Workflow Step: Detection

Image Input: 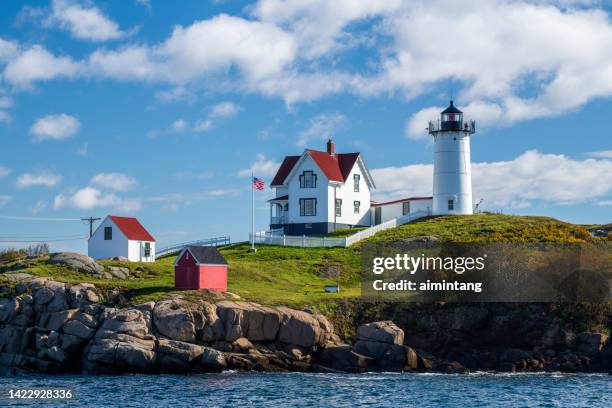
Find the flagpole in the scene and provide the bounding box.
[250,172,256,252]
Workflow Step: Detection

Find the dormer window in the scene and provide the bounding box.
[299,171,317,188]
[354,174,360,192]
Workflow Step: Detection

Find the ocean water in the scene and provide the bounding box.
[0,372,610,407]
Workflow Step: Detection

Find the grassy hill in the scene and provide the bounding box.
[1,214,604,307]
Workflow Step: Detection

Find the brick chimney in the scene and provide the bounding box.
[326,138,335,156]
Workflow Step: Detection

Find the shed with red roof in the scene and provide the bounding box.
[173,245,227,291]
[88,215,156,262]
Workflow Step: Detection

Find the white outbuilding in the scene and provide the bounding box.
[88,215,156,262]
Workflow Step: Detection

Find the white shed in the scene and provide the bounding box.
[88,215,156,262]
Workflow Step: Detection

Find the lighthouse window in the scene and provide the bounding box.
[448,199,454,210]
[354,174,360,192]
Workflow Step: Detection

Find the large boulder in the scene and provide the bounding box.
[577,332,608,356]
[68,283,100,308]
[353,321,404,360]
[153,299,205,342]
[276,307,324,348]
[48,253,104,275]
[215,301,280,342]
[201,347,227,371]
[85,308,156,372]
[157,338,205,371]
[320,345,373,372]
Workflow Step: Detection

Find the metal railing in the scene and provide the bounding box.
[428,120,475,134]
[155,236,231,257]
[270,215,288,225]
[251,210,431,248]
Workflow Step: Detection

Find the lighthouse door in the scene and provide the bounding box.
[374,207,381,225]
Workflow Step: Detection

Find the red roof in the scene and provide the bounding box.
[108,216,155,242]
[270,150,361,185]
[271,156,300,186]
[370,196,433,207]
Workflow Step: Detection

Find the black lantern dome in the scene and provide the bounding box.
[440,100,463,130]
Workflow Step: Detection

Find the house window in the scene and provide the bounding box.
[448,199,454,210]
[299,171,317,188]
[402,201,410,216]
[354,174,360,192]
[300,198,317,216]
[354,200,360,214]
[104,227,112,240]
[144,242,151,257]
[335,199,342,217]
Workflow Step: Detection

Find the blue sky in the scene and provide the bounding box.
[0,0,611,252]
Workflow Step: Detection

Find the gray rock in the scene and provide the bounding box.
[353,321,404,360]
[276,306,323,348]
[68,283,100,307]
[41,309,78,331]
[49,252,104,274]
[153,300,203,342]
[63,319,95,340]
[320,345,373,372]
[201,347,226,370]
[33,287,55,306]
[37,346,68,364]
[157,338,204,363]
[107,267,130,280]
[0,298,21,323]
[577,332,608,356]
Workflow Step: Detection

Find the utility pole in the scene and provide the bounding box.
[81,217,101,238]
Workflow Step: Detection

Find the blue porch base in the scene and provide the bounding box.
[270,222,367,235]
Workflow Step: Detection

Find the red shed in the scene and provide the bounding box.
[174,245,228,291]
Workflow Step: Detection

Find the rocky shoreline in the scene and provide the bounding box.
[0,276,610,375]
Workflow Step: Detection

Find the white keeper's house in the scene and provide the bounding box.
[88,215,156,262]
[269,101,476,235]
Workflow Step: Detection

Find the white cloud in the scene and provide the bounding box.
[30,200,47,214]
[53,186,141,212]
[239,154,280,177]
[253,0,401,59]
[16,171,62,189]
[135,0,152,12]
[0,165,10,178]
[3,45,81,88]
[4,0,612,125]
[0,38,18,62]
[587,150,612,159]
[147,118,189,138]
[194,101,241,132]
[372,150,612,209]
[595,200,612,206]
[46,0,133,42]
[0,195,12,206]
[30,114,80,142]
[90,172,137,192]
[297,113,346,147]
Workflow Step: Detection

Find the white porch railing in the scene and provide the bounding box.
[253,210,431,248]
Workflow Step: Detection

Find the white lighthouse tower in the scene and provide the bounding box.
[428,101,475,215]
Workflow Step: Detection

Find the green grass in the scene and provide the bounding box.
[1,214,603,307]
[361,213,594,245]
[318,226,368,238]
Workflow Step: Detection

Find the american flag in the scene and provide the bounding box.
[252,177,265,191]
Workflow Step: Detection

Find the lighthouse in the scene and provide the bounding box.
[428,101,475,215]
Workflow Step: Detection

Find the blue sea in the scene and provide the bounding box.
[0,372,610,407]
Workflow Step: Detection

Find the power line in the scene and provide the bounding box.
[0,236,87,243]
[0,215,82,221]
